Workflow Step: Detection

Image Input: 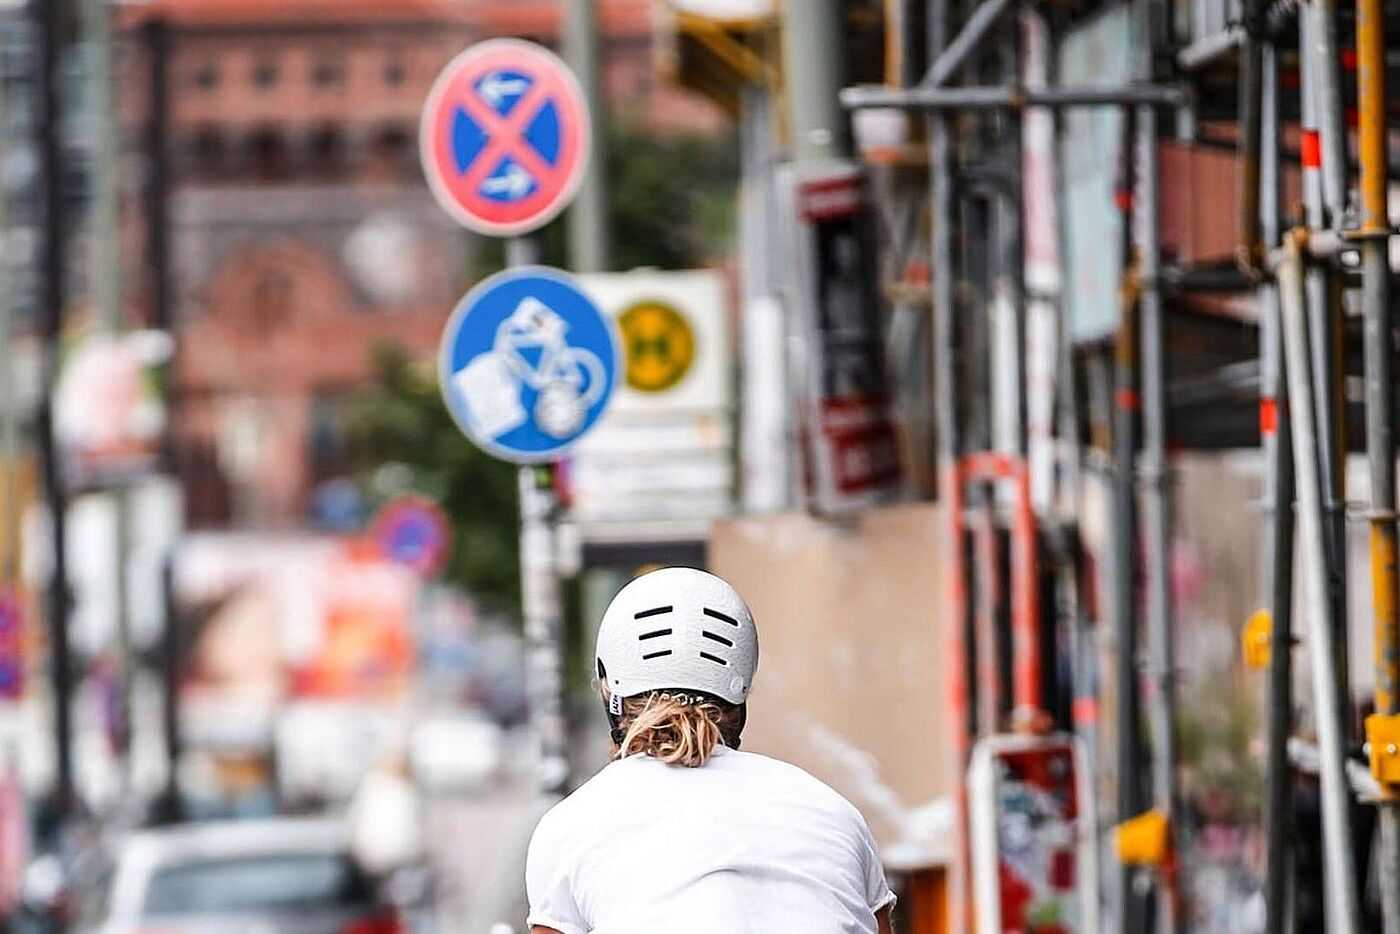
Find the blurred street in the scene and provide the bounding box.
[2,0,1400,931]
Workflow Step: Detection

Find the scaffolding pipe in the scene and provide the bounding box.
[1276,232,1362,934]
[1257,40,1296,934]
[1303,0,1349,226]
[1175,0,1301,71]
[1136,98,1179,934]
[1298,10,1352,729]
[924,3,972,930]
[840,83,1185,110]
[1354,0,1400,928]
[1112,262,1144,934]
[1237,0,1265,271]
[922,0,1017,87]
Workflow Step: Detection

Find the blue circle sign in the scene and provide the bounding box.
[373,495,451,578]
[439,266,619,463]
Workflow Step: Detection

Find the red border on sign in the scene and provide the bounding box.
[372,494,452,579]
[420,39,591,237]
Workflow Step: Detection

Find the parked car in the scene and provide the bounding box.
[91,817,403,934]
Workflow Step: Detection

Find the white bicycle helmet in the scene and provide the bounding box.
[595,567,759,707]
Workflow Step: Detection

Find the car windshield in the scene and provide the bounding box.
[142,852,371,917]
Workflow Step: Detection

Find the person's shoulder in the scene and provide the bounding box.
[722,749,864,816]
[530,758,635,843]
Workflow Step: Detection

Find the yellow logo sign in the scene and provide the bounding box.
[618,301,695,393]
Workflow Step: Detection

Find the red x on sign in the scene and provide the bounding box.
[421,39,591,237]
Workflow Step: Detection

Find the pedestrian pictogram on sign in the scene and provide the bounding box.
[618,301,696,393]
[373,495,452,579]
[439,267,619,464]
[420,39,591,237]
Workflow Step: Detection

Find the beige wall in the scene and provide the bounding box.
[710,503,952,863]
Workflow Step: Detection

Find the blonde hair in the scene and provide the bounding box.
[606,690,740,768]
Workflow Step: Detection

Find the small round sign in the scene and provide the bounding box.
[0,589,18,639]
[439,266,620,464]
[420,39,591,237]
[618,300,696,393]
[373,495,452,578]
[0,587,22,700]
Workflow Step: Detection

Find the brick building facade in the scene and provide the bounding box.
[117,0,724,528]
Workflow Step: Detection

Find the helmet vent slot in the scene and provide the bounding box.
[702,631,734,647]
[638,628,672,641]
[699,651,729,666]
[702,608,740,626]
[634,605,673,620]
[641,649,673,660]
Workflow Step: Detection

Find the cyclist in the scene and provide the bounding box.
[525,567,896,934]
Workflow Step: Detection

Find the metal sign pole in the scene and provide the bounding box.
[507,236,569,798]
[425,40,605,802]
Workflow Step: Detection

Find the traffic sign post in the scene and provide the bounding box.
[501,239,571,795]
[424,36,606,796]
[420,39,591,237]
[437,254,617,795]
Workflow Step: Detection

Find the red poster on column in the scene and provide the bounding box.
[782,163,903,514]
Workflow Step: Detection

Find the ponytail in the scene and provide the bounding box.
[607,691,738,767]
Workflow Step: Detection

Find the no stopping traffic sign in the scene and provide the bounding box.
[420,39,591,237]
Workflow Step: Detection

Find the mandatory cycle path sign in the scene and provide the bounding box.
[439,267,620,464]
[420,39,591,237]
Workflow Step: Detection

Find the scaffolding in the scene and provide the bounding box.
[833,0,1398,930]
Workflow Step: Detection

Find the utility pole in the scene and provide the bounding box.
[0,12,14,592]
[562,0,609,273]
[144,16,182,824]
[82,0,136,785]
[36,0,75,823]
[780,0,847,162]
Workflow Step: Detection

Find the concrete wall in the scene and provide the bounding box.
[710,502,952,866]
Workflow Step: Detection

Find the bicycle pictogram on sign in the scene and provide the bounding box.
[420,39,591,237]
[439,267,619,464]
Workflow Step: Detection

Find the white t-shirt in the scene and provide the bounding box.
[525,744,895,934]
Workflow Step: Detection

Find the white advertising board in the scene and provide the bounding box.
[569,270,735,534]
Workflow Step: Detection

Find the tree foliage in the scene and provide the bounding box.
[348,344,521,615]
